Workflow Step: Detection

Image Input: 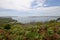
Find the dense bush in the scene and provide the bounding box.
[4,24,11,30]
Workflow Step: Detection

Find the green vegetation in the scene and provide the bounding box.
[0,17,60,40]
[4,24,11,30]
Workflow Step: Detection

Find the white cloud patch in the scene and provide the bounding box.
[31,0,46,8]
[0,0,33,10]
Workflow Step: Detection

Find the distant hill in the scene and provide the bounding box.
[0,17,17,24]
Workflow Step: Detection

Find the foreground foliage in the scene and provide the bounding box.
[0,20,60,40]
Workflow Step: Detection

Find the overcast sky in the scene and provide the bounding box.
[0,0,60,16]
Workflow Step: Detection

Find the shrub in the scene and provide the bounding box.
[4,24,11,30]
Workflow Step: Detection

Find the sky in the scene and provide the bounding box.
[0,0,60,16]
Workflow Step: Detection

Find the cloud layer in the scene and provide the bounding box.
[0,0,60,16]
[0,6,60,16]
[0,0,47,10]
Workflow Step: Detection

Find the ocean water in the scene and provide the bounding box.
[12,16,60,23]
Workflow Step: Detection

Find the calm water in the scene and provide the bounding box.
[12,16,60,23]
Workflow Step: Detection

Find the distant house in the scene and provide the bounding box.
[56,18,60,22]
